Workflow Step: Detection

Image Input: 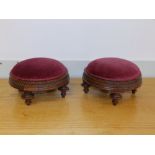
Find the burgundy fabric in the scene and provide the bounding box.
[10,58,68,81]
[85,57,141,81]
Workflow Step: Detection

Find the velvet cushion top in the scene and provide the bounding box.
[85,57,141,81]
[10,58,68,81]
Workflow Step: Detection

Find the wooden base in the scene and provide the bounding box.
[82,72,142,105]
[20,85,69,105]
[9,74,69,105]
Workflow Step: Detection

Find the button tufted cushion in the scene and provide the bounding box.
[85,57,141,81]
[10,58,68,81]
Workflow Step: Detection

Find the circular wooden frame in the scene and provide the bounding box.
[9,73,70,105]
[82,71,142,105]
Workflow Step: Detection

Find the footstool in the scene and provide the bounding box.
[82,57,142,105]
[9,58,69,105]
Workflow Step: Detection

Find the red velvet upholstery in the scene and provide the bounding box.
[10,58,68,81]
[85,58,141,81]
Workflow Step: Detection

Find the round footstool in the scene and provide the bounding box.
[9,58,69,105]
[82,57,142,105]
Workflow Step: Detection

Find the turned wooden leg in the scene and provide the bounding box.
[22,91,34,105]
[58,86,69,98]
[110,93,122,106]
[81,81,90,94]
[132,89,137,94]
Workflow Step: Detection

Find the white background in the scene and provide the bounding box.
[0,19,155,61]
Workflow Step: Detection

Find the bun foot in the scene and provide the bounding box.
[25,99,32,105]
[81,81,90,94]
[110,93,122,106]
[58,85,69,98]
[22,91,34,105]
[132,89,137,94]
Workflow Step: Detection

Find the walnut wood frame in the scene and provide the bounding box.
[82,71,142,105]
[9,74,69,105]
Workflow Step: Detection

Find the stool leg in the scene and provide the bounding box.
[58,85,69,98]
[132,89,137,94]
[81,81,90,94]
[22,91,34,105]
[110,93,122,106]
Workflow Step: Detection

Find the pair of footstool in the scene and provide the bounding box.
[9,57,142,105]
